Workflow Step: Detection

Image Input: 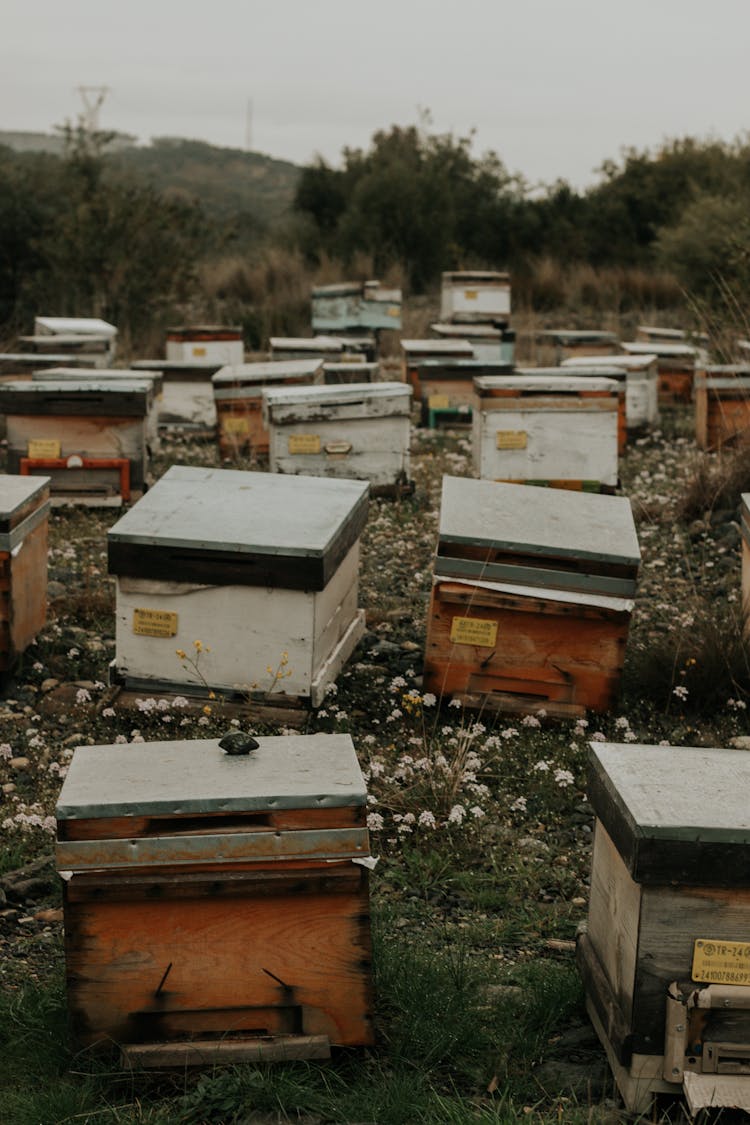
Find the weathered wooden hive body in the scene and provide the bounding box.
[560,354,660,430]
[622,341,699,405]
[0,475,50,671]
[311,281,402,332]
[108,466,369,707]
[472,375,619,490]
[536,330,620,366]
[55,733,374,1064]
[430,322,515,365]
[516,366,629,453]
[423,477,639,717]
[695,366,750,450]
[166,325,244,366]
[578,741,750,1116]
[31,367,163,454]
[211,359,323,460]
[404,352,512,427]
[439,270,511,326]
[0,378,153,505]
[132,359,222,431]
[263,381,411,493]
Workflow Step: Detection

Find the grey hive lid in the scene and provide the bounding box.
[312,282,362,298]
[702,365,750,376]
[212,359,322,386]
[35,316,117,337]
[107,465,369,591]
[589,742,750,885]
[622,341,698,358]
[538,329,619,344]
[474,375,618,395]
[561,355,657,371]
[263,380,410,411]
[56,734,366,820]
[269,337,344,352]
[442,270,509,284]
[516,365,626,381]
[131,358,224,372]
[0,475,50,536]
[431,323,503,340]
[401,339,474,356]
[0,378,153,415]
[32,367,164,393]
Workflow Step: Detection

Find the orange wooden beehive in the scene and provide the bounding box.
[0,476,50,672]
[212,359,323,460]
[622,342,698,405]
[55,733,374,1067]
[423,477,640,717]
[695,367,750,450]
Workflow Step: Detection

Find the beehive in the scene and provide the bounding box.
[269,337,345,363]
[311,281,401,332]
[166,325,244,366]
[695,366,750,450]
[472,375,619,490]
[212,359,323,460]
[21,316,118,368]
[405,355,510,427]
[560,354,660,430]
[31,367,163,455]
[430,322,515,365]
[578,741,750,1115]
[536,330,620,366]
[636,324,709,348]
[263,382,411,494]
[439,270,511,325]
[323,361,379,384]
[132,359,222,431]
[622,342,699,405]
[0,378,153,505]
[516,367,628,454]
[423,477,639,716]
[0,475,50,671]
[108,467,368,707]
[55,733,374,1064]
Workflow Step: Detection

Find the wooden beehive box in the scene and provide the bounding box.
[472,375,619,491]
[55,733,374,1064]
[323,361,379,384]
[741,493,750,619]
[578,741,750,1116]
[263,382,411,494]
[401,338,474,405]
[0,378,153,506]
[423,477,639,717]
[536,330,620,366]
[166,325,244,366]
[407,357,512,427]
[269,337,345,363]
[695,366,750,450]
[24,316,118,367]
[560,354,660,430]
[312,281,401,333]
[516,367,628,454]
[622,341,698,405]
[430,322,515,365]
[108,466,368,707]
[212,359,323,460]
[0,475,50,671]
[636,324,709,348]
[32,367,163,455]
[132,359,222,431]
[439,270,511,326]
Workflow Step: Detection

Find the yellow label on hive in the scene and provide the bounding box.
[192,346,207,357]
[464,289,478,300]
[692,939,750,985]
[496,430,528,450]
[28,439,61,459]
[223,415,251,435]
[429,394,450,410]
[133,608,179,638]
[449,616,498,648]
[388,305,400,317]
[288,433,321,454]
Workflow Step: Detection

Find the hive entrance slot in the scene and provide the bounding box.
[144,812,273,836]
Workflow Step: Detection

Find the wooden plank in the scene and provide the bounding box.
[60,805,365,842]
[585,997,676,1114]
[586,822,641,1025]
[121,1034,331,1068]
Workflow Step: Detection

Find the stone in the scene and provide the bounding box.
[47,581,67,600]
[9,757,29,770]
[40,678,60,693]
[2,783,16,794]
[33,908,63,924]
[729,736,750,750]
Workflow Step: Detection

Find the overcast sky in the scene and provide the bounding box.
[2,0,748,188]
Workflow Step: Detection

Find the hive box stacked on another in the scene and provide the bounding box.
[472,375,619,491]
[108,467,368,708]
[311,280,401,333]
[55,733,374,1064]
[269,337,346,363]
[20,316,118,368]
[516,366,628,454]
[263,382,411,495]
[430,323,515,365]
[536,330,620,366]
[440,271,511,327]
[423,477,639,717]
[212,359,323,460]
[0,378,153,506]
[132,359,222,431]
[636,324,709,347]
[560,354,660,431]
[622,341,699,405]
[166,325,244,366]
[695,366,750,450]
[0,476,50,672]
[578,742,750,1116]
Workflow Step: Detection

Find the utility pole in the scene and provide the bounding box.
[76,86,110,132]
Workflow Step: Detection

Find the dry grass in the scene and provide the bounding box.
[678,443,750,522]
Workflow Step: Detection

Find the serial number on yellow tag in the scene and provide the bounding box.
[388,305,400,317]
[28,439,61,459]
[449,616,498,648]
[192,346,207,357]
[464,289,478,300]
[429,394,450,410]
[496,430,528,450]
[133,608,179,638]
[692,939,750,985]
[288,433,321,454]
[223,415,251,435]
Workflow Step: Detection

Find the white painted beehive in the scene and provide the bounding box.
[32,367,163,454]
[108,467,369,707]
[560,354,660,429]
[430,322,513,364]
[439,271,511,324]
[132,359,220,430]
[472,375,620,489]
[165,326,244,366]
[263,382,412,494]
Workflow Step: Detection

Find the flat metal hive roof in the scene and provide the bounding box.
[561,355,657,371]
[0,474,50,518]
[401,339,474,355]
[622,341,698,358]
[35,317,117,336]
[438,476,640,566]
[431,323,503,339]
[212,359,323,385]
[263,381,409,408]
[538,330,619,343]
[0,378,153,396]
[312,282,362,297]
[442,270,510,283]
[270,337,343,350]
[132,358,223,371]
[56,734,366,819]
[475,375,618,394]
[108,465,369,558]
